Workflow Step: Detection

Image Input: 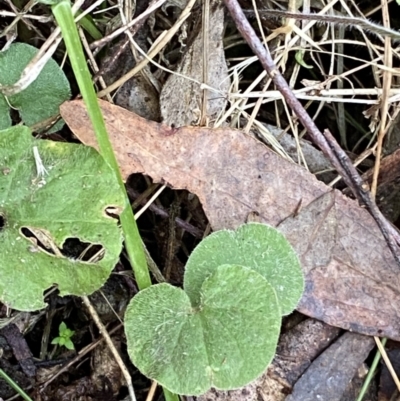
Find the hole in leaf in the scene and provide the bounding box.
[21,228,104,261]
[63,238,103,261]
[9,107,21,125]
[105,206,122,221]
[0,214,5,231]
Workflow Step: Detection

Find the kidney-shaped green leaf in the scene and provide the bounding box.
[184,223,304,315]
[125,264,281,395]
[0,126,124,311]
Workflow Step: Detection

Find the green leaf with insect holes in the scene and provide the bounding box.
[0,43,70,132]
[0,125,124,311]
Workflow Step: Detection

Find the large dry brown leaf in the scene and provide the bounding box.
[60,99,400,340]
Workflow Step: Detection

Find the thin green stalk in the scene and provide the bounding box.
[50,0,151,290]
[355,337,387,401]
[163,387,180,401]
[0,368,33,401]
[77,12,103,40]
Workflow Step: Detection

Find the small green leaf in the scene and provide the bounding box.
[59,322,67,333]
[0,43,70,132]
[125,264,281,395]
[64,339,75,350]
[295,50,313,69]
[0,125,125,311]
[59,337,66,346]
[184,223,304,315]
[51,337,60,345]
[65,328,74,337]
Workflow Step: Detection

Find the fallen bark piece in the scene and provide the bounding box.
[273,319,341,386]
[61,99,400,340]
[285,332,374,401]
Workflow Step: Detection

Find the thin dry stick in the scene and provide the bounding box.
[335,2,347,149]
[89,0,166,52]
[135,184,167,219]
[93,0,163,81]
[223,0,400,265]
[374,336,400,392]
[371,1,393,198]
[145,381,158,401]
[81,296,136,401]
[223,0,361,186]
[243,9,400,42]
[328,143,377,187]
[323,129,400,258]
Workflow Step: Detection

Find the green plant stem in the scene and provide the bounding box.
[163,387,180,401]
[77,12,103,40]
[355,337,387,401]
[0,368,33,401]
[51,0,151,290]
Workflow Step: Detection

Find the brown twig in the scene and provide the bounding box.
[322,129,400,260]
[223,0,400,265]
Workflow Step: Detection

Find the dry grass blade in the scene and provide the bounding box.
[374,336,400,392]
[89,0,167,52]
[243,9,400,42]
[97,0,198,98]
[370,0,393,198]
[81,296,136,401]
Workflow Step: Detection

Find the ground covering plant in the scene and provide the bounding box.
[11,0,400,397]
[51,321,75,350]
[0,125,124,311]
[0,0,306,398]
[125,223,304,395]
[0,122,304,392]
[0,0,396,396]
